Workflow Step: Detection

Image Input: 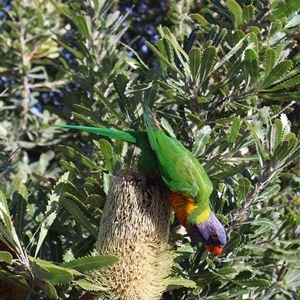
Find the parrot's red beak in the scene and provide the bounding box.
[205,245,223,257]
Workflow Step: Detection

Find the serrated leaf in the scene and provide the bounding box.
[95,139,113,172]
[35,172,71,257]
[259,91,300,101]
[251,218,277,230]
[245,121,266,168]
[31,260,53,281]
[32,258,81,276]
[61,255,118,272]
[0,251,13,264]
[213,36,245,72]
[265,48,277,76]
[232,278,270,287]
[189,48,201,78]
[259,60,293,90]
[242,5,254,22]
[213,28,227,47]
[190,13,209,26]
[217,267,238,276]
[265,74,300,92]
[213,165,246,181]
[237,178,251,201]
[72,104,119,128]
[223,231,241,254]
[58,146,98,170]
[269,0,300,21]
[243,48,259,85]
[192,125,211,157]
[60,159,78,173]
[146,41,183,76]
[199,46,217,85]
[228,117,240,143]
[270,119,283,155]
[166,277,197,290]
[61,198,98,238]
[114,73,129,101]
[227,0,243,28]
[75,279,108,291]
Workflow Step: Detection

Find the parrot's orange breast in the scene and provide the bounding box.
[167,191,197,228]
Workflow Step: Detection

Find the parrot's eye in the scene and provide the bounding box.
[211,231,218,240]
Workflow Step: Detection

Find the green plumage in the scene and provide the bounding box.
[141,104,213,207]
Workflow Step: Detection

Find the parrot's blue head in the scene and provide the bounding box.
[192,213,227,256]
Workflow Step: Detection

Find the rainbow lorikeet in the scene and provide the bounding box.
[57,104,226,256]
[140,103,226,256]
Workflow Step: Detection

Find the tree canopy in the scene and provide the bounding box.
[0,0,300,299]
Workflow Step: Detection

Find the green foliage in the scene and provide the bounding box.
[0,0,300,299]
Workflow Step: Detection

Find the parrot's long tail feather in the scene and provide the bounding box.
[56,125,138,144]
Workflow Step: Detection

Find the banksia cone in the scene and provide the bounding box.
[95,169,173,300]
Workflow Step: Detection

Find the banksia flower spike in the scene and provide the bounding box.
[95,169,173,300]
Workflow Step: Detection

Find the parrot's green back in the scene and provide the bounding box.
[57,125,158,177]
[140,105,213,207]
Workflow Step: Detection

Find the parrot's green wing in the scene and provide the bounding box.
[141,104,213,204]
[56,125,158,177]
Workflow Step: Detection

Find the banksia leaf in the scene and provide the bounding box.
[269,0,300,21]
[58,146,99,170]
[199,46,217,85]
[242,5,254,23]
[114,73,129,102]
[43,281,58,299]
[258,60,293,90]
[0,251,13,264]
[228,117,240,144]
[94,169,173,300]
[61,255,118,273]
[94,139,114,172]
[265,48,277,76]
[189,48,201,79]
[192,125,211,157]
[61,198,98,238]
[190,14,210,26]
[227,0,243,29]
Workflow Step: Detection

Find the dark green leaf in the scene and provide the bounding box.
[242,5,254,22]
[269,0,300,21]
[228,117,240,143]
[73,16,90,39]
[58,146,99,170]
[75,279,108,291]
[259,60,293,90]
[199,46,217,84]
[227,0,243,28]
[61,198,98,238]
[189,48,201,78]
[61,255,118,272]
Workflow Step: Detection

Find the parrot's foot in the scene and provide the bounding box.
[129,171,149,198]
